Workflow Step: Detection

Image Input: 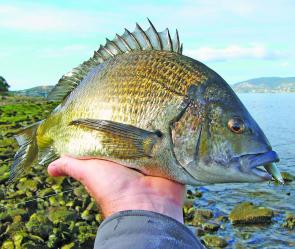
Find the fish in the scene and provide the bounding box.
[9,20,284,185]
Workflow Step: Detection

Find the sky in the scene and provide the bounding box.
[0,0,294,90]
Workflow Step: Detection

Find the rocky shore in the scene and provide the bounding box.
[0,95,294,248]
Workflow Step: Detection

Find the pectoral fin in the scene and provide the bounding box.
[70,119,161,159]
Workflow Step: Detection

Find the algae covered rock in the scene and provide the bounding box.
[194,209,213,219]
[0,208,27,223]
[202,222,220,232]
[48,207,78,225]
[192,208,214,227]
[202,235,228,248]
[281,171,295,182]
[26,211,53,239]
[229,202,273,224]
[1,240,14,249]
[61,242,76,249]
[0,164,10,184]
[282,213,295,230]
[16,178,39,192]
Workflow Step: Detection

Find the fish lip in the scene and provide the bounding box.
[238,151,280,180]
[248,151,280,168]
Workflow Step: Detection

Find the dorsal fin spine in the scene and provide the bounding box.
[125,28,142,50]
[136,23,153,49]
[167,29,173,52]
[176,29,180,53]
[107,38,123,53]
[116,34,132,51]
[103,46,115,57]
[47,20,184,102]
[147,18,162,50]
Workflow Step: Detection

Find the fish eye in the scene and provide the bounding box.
[228,117,245,134]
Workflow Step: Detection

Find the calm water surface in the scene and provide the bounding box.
[195,93,295,248]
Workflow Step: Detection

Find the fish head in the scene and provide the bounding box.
[184,77,283,184]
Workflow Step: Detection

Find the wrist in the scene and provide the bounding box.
[99,177,185,223]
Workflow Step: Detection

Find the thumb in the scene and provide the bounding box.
[48,156,87,183]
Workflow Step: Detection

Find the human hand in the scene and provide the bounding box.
[48,156,185,223]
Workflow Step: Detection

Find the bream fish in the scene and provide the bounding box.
[9,20,284,185]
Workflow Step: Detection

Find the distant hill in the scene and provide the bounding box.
[13,85,54,98]
[11,77,295,97]
[232,77,295,93]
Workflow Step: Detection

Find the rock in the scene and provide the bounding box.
[202,235,228,248]
[192,213,207,227]
[61,242,76,249]
[195,228,205,237]
[77,223,97,245]
[73,185,88,198]
[191,209,214,227]
[282,213,295,229]
[21,241,44,249]
[202,222,220,232]
[0,208,27,223]
[49,196,60,207]
[0,172,10,184]
[215,215,228,223]
[187,189,202,198]
[187,189,193,195]
[229,202,273,224]
[26,212,53,239]
[95,214,103,223]
[37,188,55,198]
[47,234,60,248]
[17,179,39,192]
[194,209,213,219]
[194,188,203,198]
[281,172,295,182]
[11,231,44,248]
[81,209,94,221]
[1,240,14,249]
[183,200,195,222]
[12,232,25,248]
[48,207,78,225]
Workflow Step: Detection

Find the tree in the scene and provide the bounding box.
[0,76,10,93]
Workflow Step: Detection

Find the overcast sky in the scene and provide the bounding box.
[1,0,294,90]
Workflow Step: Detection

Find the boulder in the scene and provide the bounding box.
[202,222,220,232]
[282,213,295,230]
[281,172,295,182]
[202,235,228,248]
[26,212,53,239]
[229,202,273,224]
[48,207,78,225]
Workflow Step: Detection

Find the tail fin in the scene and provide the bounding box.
[8,122,41,183]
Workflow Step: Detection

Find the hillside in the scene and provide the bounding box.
[13,85,54,98]
[10,77,295,97]
[232,77,295,93]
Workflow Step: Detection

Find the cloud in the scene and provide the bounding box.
[0,4,117,33]
[185,44,285,62]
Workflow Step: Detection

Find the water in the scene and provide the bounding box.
[195,93,295,248]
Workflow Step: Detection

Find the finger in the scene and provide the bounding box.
[48,156,87,183]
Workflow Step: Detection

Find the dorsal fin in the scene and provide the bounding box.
[47,19,183,102]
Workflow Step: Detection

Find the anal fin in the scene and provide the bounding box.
[70,119,162,159]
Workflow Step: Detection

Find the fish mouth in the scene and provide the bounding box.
[240,151,284,184]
